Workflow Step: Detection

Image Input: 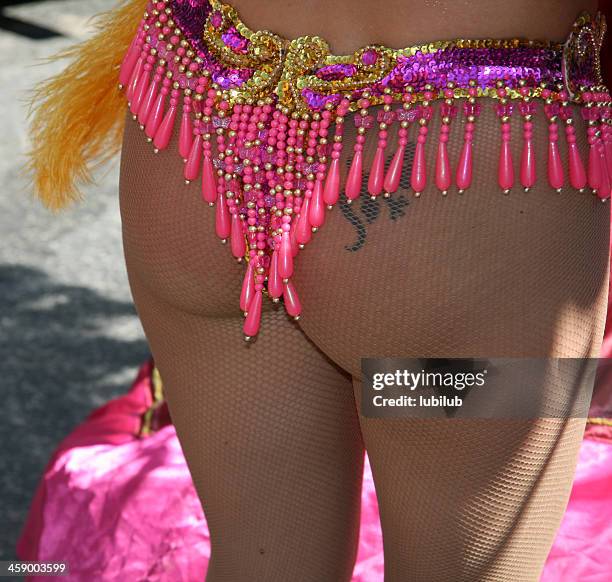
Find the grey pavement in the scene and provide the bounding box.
[0,1,150,561]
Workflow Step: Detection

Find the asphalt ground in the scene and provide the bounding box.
[0,0,149,561]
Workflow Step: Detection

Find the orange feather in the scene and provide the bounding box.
[25,0,145,211]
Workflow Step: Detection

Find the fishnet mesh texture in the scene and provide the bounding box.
[119,98,609,581]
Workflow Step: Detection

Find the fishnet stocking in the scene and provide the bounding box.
[119,91,609,580]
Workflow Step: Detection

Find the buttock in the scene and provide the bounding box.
[291,103,611,372]
[120,112,256,318]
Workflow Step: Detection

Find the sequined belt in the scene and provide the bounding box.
[119,0,612,339]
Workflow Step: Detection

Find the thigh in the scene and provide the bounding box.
[119,117,365,581]
[354,389,590,581]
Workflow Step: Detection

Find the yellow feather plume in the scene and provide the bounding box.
[25,0,146,211]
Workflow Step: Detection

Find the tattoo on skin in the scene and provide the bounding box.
[340,144,415,252]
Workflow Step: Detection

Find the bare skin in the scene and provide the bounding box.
[228,0,599,54]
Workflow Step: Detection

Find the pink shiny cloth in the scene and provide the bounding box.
[16,362,211,581]
[16,357,612,581]
[540,437,612,581]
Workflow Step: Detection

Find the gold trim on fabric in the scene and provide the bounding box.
[139,365,165,437]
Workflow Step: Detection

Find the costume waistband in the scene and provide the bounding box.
[126,0,608,111]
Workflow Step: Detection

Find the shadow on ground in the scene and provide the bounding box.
[0,264,149,560]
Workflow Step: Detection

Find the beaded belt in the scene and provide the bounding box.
[119,0,612,339]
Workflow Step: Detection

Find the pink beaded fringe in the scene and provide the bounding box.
[118,4,612,339]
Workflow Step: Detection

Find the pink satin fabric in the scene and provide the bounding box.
[541,438,612,581]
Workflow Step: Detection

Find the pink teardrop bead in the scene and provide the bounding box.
[230,214,246,259]
[137,80,158,127]
[345,150,363,200]
[145,92,165,139]
[239,261,255,312]
[383,145,405,193]
[548,141,564,190]
[367,147,385,196]
[588,144,601,190]
[243,289,263,337]
[295,197,312,245]
[567,143,587,190]
[520,139,536,189]
[411,141,427,193]
[153,105,177,151]
[597,147,611,199]
[126,57,143,102]
[498,141,514,191]
[278,232,293,279]
[283,280,301,318]
[178,112,194,159]
[119,40,139,87]
[201,154,217,204]
[323,158,341,205]
[130,68,149,115]
[308,179,325,228]
[215,191,230,239]
[435,141,451,192]
[455,141,473,191]
[184,134,202,181]
[267,251,283,299]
